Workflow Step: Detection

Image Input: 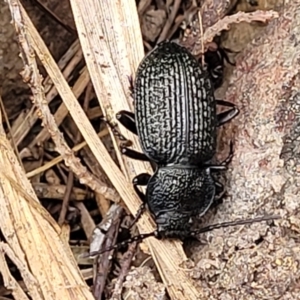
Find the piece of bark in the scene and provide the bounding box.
[189,1,300,298]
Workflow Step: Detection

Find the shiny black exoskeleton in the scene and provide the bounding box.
[115,41,239,239]
[204,46,236,89]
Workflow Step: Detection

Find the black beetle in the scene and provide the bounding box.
[114,41,239,239]
[90,41,279,257]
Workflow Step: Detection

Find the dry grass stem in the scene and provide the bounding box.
[25,127,109,178]
[11,42,83,147]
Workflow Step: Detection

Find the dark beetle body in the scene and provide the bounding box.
[146,166,216,238]
[132,42,218,238]
[114,41,239,239]
[135,42,217,166]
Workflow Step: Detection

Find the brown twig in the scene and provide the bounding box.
[58,171,74,226]
[25,127,109,178]
[74,202,96,240]
[198,10,205,66]
[93,206,123,300]
[12,44,84,147]
[157,0,182,43]
[110,241,138,300]
[57,78,93,226]
[32,182,92,200]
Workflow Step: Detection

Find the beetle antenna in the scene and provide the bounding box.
[190,214,280,236]
[82,215,280,258]
[85,231,157,258]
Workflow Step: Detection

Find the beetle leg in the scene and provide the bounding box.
[114,111,150,161]
[116,110,137,135]
[208,181,224,210]
[205,48,224,89]
[132,173,151,202]
[212,181,225,207]
[128,205,147,231]
[133,173,151,184]
[120,146,149,161]
[206,140,234,171]
[220,140,234,166]
[116,111,151,161]
[209,165,227,172]
[218,47,236,66]
[102,112,149,161]
[216,99,237,107]
[101,116,131,142]
[127,75,135,99]
[216,99,239,126]
[127,204,146,229]
[127,173,151,228]
[215,181,224,193]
